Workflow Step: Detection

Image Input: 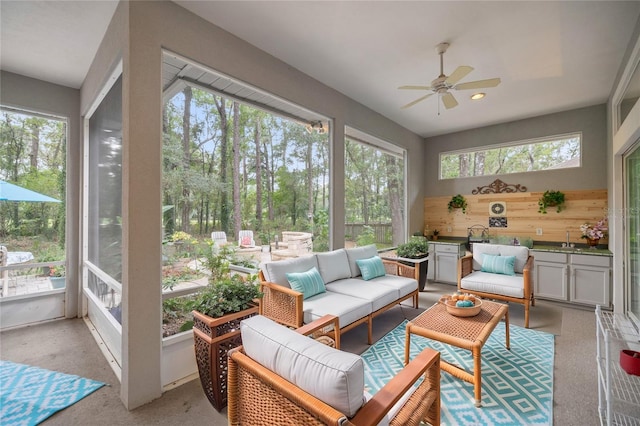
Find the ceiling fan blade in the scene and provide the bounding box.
[445,66,473,85]
[454,78,501,91]
[401,93,434,109]
[398,85,432,91]
[441,92,458,109]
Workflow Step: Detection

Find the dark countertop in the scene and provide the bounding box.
[531,245,612,256]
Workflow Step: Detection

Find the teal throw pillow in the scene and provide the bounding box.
[481,254,516,276]
[356,256,386,281]
[286,267,326,299]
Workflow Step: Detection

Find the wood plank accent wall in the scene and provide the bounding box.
[423,189,608,245]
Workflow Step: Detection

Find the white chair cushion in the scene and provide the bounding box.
[302,291,372,328]
[345,245,379,277]
[241,315,365,418]
[364,386,417,426]
[316,249,352,283]
[325,278,399,312]
[262,255,319,288]
[460,271,525,299]
[472,243,529,274]
[369,275,417,299]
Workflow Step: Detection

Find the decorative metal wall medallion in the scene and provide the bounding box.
[472,179,527,194]
[489,201,506,216]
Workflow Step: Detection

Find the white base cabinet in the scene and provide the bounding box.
[427,242,464,284]
[595,306,640,425]
[532,250,611,307]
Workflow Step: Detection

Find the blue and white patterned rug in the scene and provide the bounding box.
[361,320,554,426]
[0,360,106,426]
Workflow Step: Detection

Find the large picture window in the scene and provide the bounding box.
[344,129,406,249]
[440,133,581,179]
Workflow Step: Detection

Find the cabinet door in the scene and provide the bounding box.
[427,245,435,280]
[435,253,458,284]
[535,262,568,301]
[570,265,610,306]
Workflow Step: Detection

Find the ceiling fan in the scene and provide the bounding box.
[399,42,501,110]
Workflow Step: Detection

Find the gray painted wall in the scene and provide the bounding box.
[0,70,82,319]
[422,104,607,196]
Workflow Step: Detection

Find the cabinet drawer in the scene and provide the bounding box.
[435,244,460,254]
[570,254,611,267]
[532,251,567,263]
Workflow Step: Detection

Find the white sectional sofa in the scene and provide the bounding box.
[457,243,534,327]
[258,244,419,344]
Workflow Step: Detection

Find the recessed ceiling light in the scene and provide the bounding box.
[471,93,486,100]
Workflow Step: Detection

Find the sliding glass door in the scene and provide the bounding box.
[626,141,640,322]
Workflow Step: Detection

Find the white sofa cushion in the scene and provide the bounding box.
[370,275,417,299]
[472,243,529,274]
[303,291,372,328]
[325,278,399,312]
[345,244,379,277]
[241,315,365,418]
[316,249,351,284]
[262,255,319,288]
[460,270,525,298]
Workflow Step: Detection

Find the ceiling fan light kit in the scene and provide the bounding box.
[399,42,501,111]
[471,92,486,100]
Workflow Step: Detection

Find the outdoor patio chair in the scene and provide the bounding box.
[238,230,256,247]
[211,231,228,246]
[228,315,441,426]
[0,246,8,297]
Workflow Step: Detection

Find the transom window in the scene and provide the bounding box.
[439,133,581,180]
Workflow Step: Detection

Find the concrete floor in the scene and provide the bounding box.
[0,282,600,425]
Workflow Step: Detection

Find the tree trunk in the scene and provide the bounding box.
[29,125,39,170]
[306,137,314,226]
[215,97,230,235]
[181,86,192,232]
[255,121,263,227]
[232,102,241,239]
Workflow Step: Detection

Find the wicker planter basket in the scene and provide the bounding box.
[192,305,259,411]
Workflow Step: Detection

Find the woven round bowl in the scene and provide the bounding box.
[442,297,483,317]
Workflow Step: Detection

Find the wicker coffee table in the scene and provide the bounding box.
[404,299,509,407]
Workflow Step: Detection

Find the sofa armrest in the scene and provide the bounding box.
[382,259,417,280]
[523,255,534,300]
[349,348,440,426]
[296,314,341,349]
[259,281,304,329]
[457,254,473,290]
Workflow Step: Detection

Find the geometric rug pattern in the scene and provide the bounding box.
[0,360,105,426]
[361,319,554,426]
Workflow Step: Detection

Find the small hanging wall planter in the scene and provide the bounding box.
[538,190,566,214]
[448,194,468,214]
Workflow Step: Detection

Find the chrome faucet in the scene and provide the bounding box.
[566,231,570,246]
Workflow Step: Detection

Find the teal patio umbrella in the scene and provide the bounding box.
[0,180,60,203]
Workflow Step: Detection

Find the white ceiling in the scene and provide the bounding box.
[2,1,639,137]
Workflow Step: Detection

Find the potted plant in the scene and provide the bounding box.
[48,265,65,289]
[432,229,440,241]
[396,236,429,291]
[580,217,608,248]
[448,194,468,214]
[191,245,263,412]
[538,190,566,214]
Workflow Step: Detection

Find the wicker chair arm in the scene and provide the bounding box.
[350,347,440,426]
[259,281,304,329]
[382,259,417,280]
[522,255,534,299]
[296,314,341,349]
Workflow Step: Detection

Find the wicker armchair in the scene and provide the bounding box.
[228,316,440,426]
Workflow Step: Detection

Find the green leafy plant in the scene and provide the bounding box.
[396,236,429,259]
[191,274,262,319]
[448,194,468,214]
[538,190,566,214]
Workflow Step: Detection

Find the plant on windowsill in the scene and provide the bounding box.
[49,265,66,289]
[538,190,566,214]
[448,194,468,214]
[432,229,440,241]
